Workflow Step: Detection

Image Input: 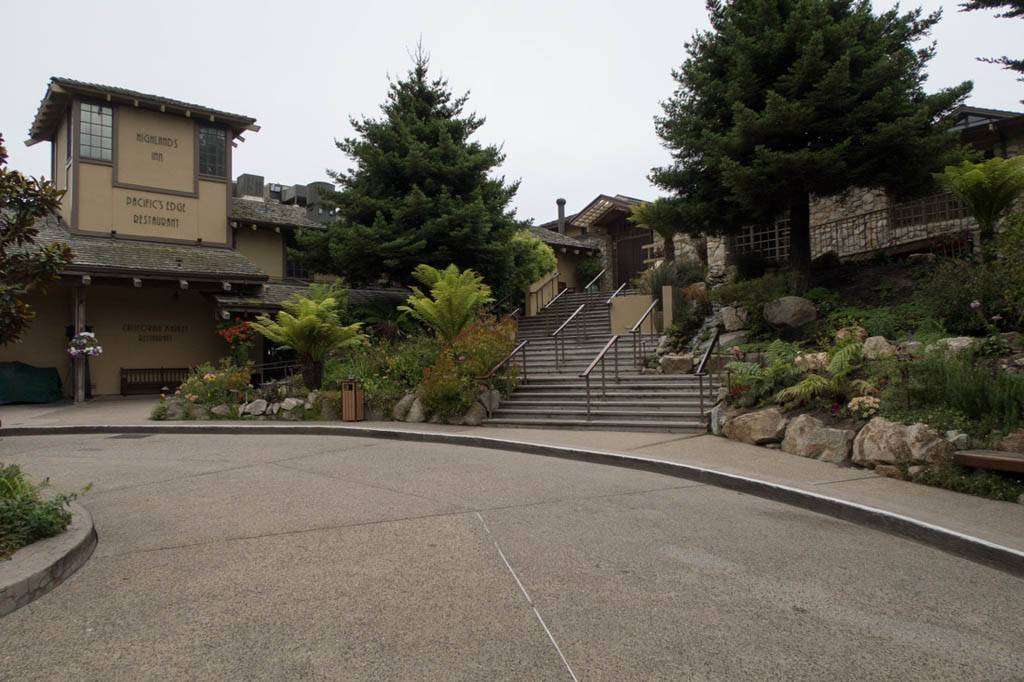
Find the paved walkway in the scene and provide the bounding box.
[3,396,1024,556]
[2,431,1022,680]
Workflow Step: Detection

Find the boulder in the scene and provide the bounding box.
[795,352,828,372]
[279,410,302,421]
[763,296,817,329]
[1001,331,1023,350]
[852,417,950,466]
[722,407,788,445]
[718,330,750,348]
[945,430,971,451]
[191,406,211,421]
[721,306,749,332]
[781,414,855,464]
[461,401,488,427]
[406,397,427,423]
[392,393,416,421]
[930,336,981,356]
[164,400,186,420]
[899,341,923,358]
[907,252,937,264]
[210,404,232,417]
[281,397,302,411]
[269,402,280,415]
[862,336,896,360]
[243,399,268,416]
[659,354,694,374]
[364,406,385,422]
[836,326,868,343]
[998,428,1024,455]
[656,336,673,355]
[907,465,927,480]
[873,465,903,479]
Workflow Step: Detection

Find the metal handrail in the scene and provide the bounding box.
[630,299,660,368]
[695,326,722,424]
[528,270,560,314]
[605,282,627,305]
[542,286,568,311]
[504,307,521,319]
[477,339,530,394]
[583,268,606,291]
[579,335,621,417]
[550,303,587,368]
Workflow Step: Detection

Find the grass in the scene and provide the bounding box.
[0,464,88,561]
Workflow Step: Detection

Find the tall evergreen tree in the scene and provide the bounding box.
[296,47,525,297]
[652,0,972,293]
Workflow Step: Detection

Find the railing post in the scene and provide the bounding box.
[699,374,704,420]
[600,356,607,399]
[584,375,591,417]
[614,339,619,381]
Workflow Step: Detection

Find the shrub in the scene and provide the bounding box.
[175,363,251,408]
[323,334,439,413]
[775,340,873,406]
[916,455,1024,502]
[575,256,603,290]
[399,264,494,346]
[825,303,941,341]
[1,465,88,561]
[711,272,788,336]
[913,259,1013,335]
[724,339,803,407]
[880,351,1024,439]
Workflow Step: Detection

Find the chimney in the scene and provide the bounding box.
[235,173,265,198]
[556,198,566,235]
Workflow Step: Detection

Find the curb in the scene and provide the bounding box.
[4,423,1024,578]
[0,501,97,618]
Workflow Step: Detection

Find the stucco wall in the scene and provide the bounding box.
[235,228,284,279]
[0,287,75,396]
[610,294,655,336]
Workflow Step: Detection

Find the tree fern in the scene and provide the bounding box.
[399,264,494,345]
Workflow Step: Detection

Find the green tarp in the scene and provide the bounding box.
[0,362,63,404]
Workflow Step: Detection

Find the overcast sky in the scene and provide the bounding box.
[2,0,1020,225]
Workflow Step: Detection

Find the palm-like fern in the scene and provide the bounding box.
[776,339,872,404]
[399,264,494,346]
[250,296,365,390]
[725,340,803,406]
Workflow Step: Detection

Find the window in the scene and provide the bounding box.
[285,232,310,280]
[80,103,112,161]
[199,126,227,176]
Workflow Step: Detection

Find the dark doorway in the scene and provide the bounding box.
[615,234,652,287]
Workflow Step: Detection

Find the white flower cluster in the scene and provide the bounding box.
[68,331,103,358]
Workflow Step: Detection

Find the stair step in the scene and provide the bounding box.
[482,417,706,432]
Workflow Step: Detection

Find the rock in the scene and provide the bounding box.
[191,406,211,421]
[489,389,502,413]
[406,397,427,423]
[862,336,896,360]
[279,410,302,421]
[795,352,829,372]
[781,414,855,464]
[1001,331,1023,350]
[364,406,384,422]
[461,401,488,426]
[945,430,971,451]
[721,306,749,332]
[319,397,339,420]
[269,402,280,415]
[899,341,923,358]
[852,418,950,466]
[392,393,416,421]
[998,428,1024,455]
[659,353,694,374]
[243,399,268,416]
[930,336,981,356]
[641,367,660,375]
[907,252,937,264]
[763,296,817,329]
[1018,493,1024,505]
[718,330,750,348]
[874,465,903,479]
[722,407,788,445]
[656,336,673,355]
[281,397,302,411]
[211,404,232,417]
[765,443,781,449]
[907,465,927,480]
[836,326,868,343]
[164,400,185,420]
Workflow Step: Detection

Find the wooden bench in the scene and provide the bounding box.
[953,450,1024,475]
[120,368,189,396]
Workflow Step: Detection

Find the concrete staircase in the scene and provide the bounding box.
[485,290,719,433]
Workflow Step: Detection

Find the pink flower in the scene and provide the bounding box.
[992,314,1003,322]
[970,300,981,309]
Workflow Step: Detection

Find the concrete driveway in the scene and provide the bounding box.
[1,433,1022,681]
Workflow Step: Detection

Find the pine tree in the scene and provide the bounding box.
[652,0,972,293]
[295,46,525,297]
[960,0,1023,95]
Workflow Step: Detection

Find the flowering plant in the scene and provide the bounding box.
[216,318,256,366]
[847,395,880,420]
[67,331,103,358]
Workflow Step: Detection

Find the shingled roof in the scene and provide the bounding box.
[215,282,410,313]
[527,225,598,251]
[26,214,267,281]
[27,77,258,146]
[230,198,325,231]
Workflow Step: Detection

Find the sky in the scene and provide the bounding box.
[1,0,1021,226]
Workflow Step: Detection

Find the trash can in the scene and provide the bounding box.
[341,381,364,421]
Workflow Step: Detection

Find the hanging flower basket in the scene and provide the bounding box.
[68,331,103,358]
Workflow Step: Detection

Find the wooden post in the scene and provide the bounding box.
[74,286,86,403]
